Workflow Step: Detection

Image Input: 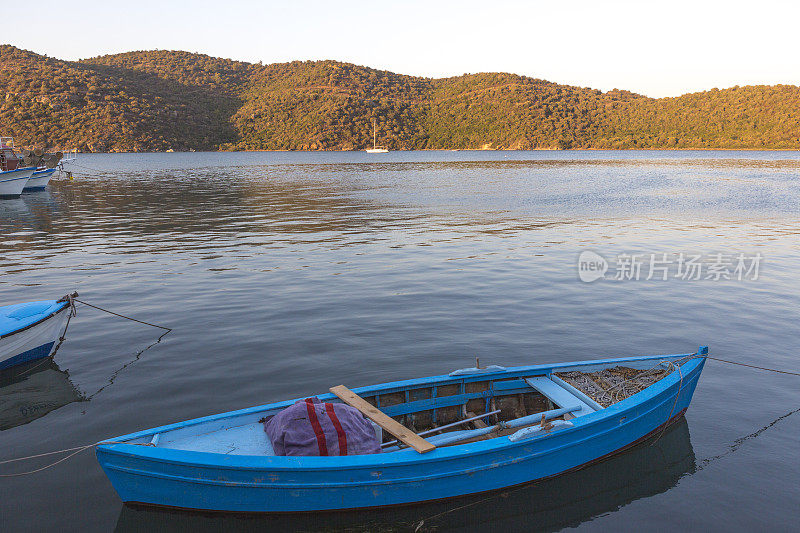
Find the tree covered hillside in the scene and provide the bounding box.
[229,60,430,150]
[0,46,242,152]
[1,45,798,152]
[424,73,641,149]
[599,85,800,149]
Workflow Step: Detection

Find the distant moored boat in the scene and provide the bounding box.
[0,137,35,198]
[0,167,35,198]
[365,118,389,153]
[1,136,67,195]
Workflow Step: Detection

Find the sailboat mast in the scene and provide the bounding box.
[373,118,377,149]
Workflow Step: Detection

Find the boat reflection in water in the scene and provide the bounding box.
[0,358,85,431]
[115,417,696,533]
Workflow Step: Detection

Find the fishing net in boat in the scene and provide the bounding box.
[556,365,671,407]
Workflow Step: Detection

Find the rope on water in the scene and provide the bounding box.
[0,444,97,477]
[84,329,170,400]
[75,299,172,332]
[0,297,173,476]
[707,356,800,377]
[691,406,800,473]
[51,292,78,357]
[60,161,113,177]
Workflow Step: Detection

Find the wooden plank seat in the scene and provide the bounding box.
[524,376,596,417]
[330,385,436,454]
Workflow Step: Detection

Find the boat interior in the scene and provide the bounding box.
[120,357,687,456]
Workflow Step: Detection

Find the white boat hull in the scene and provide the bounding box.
[24,168,57,190]
[365,148,389,153]
[0,167,35,198]
[0,306,71,370]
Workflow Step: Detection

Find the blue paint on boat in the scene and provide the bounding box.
[0,300,68,338]
[0,341,55,370]
[96,350,707,513]
[0,299,71,370]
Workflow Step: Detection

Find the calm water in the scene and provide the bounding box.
[1,150,798,532]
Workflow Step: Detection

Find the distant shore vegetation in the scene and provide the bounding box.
[2,45,800,152]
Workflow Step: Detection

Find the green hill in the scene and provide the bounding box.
[1,45,798,152]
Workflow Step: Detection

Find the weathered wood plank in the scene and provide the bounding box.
[330,385,436,454]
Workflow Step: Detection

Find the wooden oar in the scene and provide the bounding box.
[330,385,436,454]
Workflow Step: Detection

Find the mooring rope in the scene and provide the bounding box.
[60,161,113,177]
[707,356,800,376]
[0,444,97,477]
[0,298,172,477]
[50,292,78,358]
[84,329,170,400]
[691,406,800,473]
[650,361,684,447]
[75,299,171,331]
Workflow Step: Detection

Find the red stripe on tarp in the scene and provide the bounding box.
[305,398,328,456]
[325,403,348,456]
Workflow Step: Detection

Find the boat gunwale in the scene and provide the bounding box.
[31,168,57,176]
[100,351,696,442]
[0,300,70,340]
[96,353,705,470]
[0,166,36,182]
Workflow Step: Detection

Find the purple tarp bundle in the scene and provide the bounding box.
[264,397,381,456]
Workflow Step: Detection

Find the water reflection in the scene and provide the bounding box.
[3,152,798,531]
[114,418,695,533]
[0,358,86,431]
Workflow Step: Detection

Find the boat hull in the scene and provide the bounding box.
[0,303,71,370]
[96,355,706,513]
[0,167,35,198]
[23,168,57,191]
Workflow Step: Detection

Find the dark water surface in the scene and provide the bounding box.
[1,150,798,532]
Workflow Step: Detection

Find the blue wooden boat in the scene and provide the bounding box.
[96,348,707,513]
[0,295,76,370]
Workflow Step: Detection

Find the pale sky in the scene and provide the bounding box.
[5,0,800,98]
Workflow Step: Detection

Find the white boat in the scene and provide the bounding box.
[365,118,389,153]
[0,167,35,198]
[23,168,57,191]
[2,136,65,195]
[0,294,76,370]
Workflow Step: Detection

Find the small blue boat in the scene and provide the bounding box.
[0,295,76,370]
[96,348,707,513]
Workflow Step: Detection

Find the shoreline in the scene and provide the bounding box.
[65,147,800,154]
